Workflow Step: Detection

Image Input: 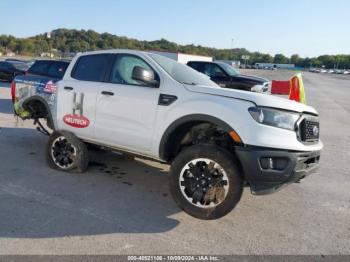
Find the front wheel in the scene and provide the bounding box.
[169,145,243,220]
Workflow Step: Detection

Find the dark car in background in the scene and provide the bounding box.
[187,61,270,92]
[0,61,29,82]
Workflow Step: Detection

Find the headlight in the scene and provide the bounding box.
[248,107,300,130]
[250,85,264,93]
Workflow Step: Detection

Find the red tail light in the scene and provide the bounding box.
[11,80,16,103]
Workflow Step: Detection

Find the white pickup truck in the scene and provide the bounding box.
[12,50,323,219]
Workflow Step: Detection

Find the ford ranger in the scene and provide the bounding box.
[12,50,323,220]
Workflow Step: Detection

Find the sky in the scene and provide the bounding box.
[0,0,349,57]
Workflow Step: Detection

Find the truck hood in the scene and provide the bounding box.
[184,84,318,115]
[234,74,269,84]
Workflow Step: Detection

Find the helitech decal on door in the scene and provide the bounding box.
[63,92,90,128]
[63,114,90,128]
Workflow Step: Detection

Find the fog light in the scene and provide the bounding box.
[260,157,288,171]
[260,157,274,169]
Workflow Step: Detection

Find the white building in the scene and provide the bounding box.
[215,60,241,68]
[40,52,55,58]
[150,50,212,64]
[6,51,15,57]
[255,63,295,69]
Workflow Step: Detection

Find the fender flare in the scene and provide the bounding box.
[22,95,55,129]
[158,114,236,161]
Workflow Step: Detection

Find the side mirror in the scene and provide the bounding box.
[132,66,159,87]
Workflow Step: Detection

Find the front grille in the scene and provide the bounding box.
[299,116,320,142]
[263,82,270,92]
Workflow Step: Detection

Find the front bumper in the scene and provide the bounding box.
[235,146,321,195]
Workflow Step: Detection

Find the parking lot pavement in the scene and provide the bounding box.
[0,73,349,255]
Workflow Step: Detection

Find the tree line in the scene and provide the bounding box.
[1,28,349,69]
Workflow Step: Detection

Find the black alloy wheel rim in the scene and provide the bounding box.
[179,158,229,208]
[51,136,77,169]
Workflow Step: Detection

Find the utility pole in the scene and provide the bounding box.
[47,31,52,59]
[231,38,234,61]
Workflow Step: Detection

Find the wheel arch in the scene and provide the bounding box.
[22,95,55,129]
[159,114,239,162]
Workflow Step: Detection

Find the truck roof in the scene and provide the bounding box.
[75,49,150,57]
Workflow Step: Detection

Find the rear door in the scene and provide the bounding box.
[56,54,113,141]
[94,53,160,152]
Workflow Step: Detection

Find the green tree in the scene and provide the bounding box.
[274,54,289,64]
[290,54,302,66]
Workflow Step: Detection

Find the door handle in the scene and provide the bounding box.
[101,91,114,96]
[64,86,74,91]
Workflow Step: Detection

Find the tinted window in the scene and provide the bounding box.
[10,62,29,71]
[47,62,69,78]
[203,64,226,78]
[187,62,204,73]
[28,61,50,75]
[217,62,239,76]
[0,62,6,70]
[72,54,111,82]
[110,54,155,85]
[28,60,69,78]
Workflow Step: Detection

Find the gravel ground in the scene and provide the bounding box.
[0,70,349,255]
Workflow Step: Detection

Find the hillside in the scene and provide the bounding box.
[0,28,349,68]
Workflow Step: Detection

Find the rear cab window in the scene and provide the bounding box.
[28,61,50,76]
[71,54,112,82]
[28,60,69,79]
[47,62,69,78]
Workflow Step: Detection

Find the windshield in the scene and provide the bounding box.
[149,53,218,87]
[217,62,239,76]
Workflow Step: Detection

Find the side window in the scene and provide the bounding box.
[72,54,111,82]
[188,62,203,73]
[110,54,155,86]
[203,64,226,78]
[47,62,69,79]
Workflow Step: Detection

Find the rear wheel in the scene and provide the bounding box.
[46,131,89,173]
[169,144,243,220]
